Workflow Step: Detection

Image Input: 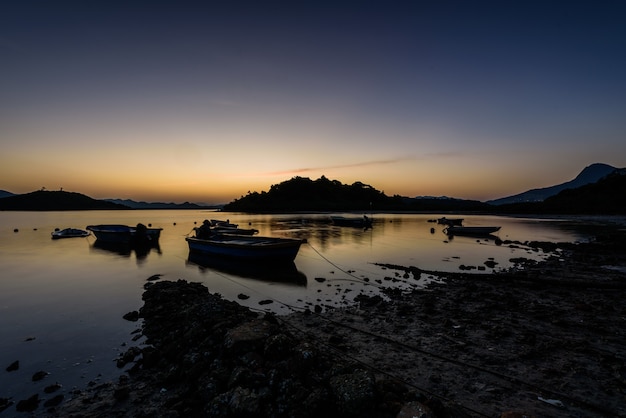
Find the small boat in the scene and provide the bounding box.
[212,226,259,236]
[86,224,162,244]
[210,219,239,228]
[437,217,464,226]
[51,228,90,239]
[444,226,501,236]
[186,235,303,262]
[330,215,373,228]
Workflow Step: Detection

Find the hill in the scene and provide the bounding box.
[495,170,626,215]
[0,190,129,211]
[488,163,618,205]
[0,190,15,199]
[105,199,215,210]
[222,176,490,212]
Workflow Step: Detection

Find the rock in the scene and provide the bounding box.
[32,371,48,381]
[224,319,275,353]
[6,360,19,372]
[0,398,13,413]
[397,401,436,418]
[16,394,39,412]
[123,310,139,321]
[43,394,64,407]
[44,383,63,393]
[329,368,376,415]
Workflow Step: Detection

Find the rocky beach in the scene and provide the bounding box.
[3,228,626,417]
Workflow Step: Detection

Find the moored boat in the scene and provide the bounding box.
[51,228,90,239]
[444,226,501,236]
[212,226,259,236]
[437,217,464,226]
[186,235,303,262]
[210,219,238,228]
[86,224,162,244]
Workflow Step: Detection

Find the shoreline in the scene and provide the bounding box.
[6,230,626,417]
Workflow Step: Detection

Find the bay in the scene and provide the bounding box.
[0,210,589,411]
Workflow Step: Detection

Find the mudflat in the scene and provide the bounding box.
[44,229,626,417]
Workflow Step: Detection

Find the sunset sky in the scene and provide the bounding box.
[1,1,625,204]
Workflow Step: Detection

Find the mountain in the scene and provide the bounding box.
[0,190,129,211]
[495,169,626,214]
[0,190,15,199]
[488,163,618,205]
[105,199,214,210]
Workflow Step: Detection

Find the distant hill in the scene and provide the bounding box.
[222,176,490,212]
[495,170,626,214]
[0,190,129,211]
[488,163,618,205]
[105,199,215,210]
[0,190,15,199]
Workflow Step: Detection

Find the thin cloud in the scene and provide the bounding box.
[262,157,414,177]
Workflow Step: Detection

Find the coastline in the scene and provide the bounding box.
[9,229,626,417]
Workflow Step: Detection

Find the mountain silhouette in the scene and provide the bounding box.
[488,163,618,205]
[0,190,129,211]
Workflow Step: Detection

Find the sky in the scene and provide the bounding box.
[1,1,625,204]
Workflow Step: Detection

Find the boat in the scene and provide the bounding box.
[51,228,90,239]
[444,226,501,236]
[86,224,162,244]
[212,226,259,236]
[437,217,464,226]
[210,219,239,228]
[330,215,373,228]
[186,235,303,262]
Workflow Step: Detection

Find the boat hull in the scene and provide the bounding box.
[186,236,303,262]
[86,224,162,244]
[51,228,90,239]
[445,226,501,236]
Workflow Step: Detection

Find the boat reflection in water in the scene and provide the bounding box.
[91,239,161,261]
[186,252,307,287]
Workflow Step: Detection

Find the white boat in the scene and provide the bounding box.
[51,228,90,239]
[86,224,162,244]
[186,235,303,262]
[444,226,501,236]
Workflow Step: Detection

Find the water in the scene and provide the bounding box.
[0,210,589,412]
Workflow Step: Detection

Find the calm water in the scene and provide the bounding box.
[0,210,590,411]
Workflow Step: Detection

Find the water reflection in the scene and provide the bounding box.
[91,239,162,261]
[186,252,308,287]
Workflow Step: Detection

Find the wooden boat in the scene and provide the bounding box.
[51,228,90,239]
[210,219,238,228]
[186,235,303,262]
[212,226,259,236]
[444,226,501,236]
[86,224,162,244]
[437,217,464,226]
[330,215,373,228]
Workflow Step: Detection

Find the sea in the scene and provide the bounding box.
[0,210,595,414]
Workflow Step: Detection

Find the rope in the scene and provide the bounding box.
[279,309,620,417]
[305,241,385,288]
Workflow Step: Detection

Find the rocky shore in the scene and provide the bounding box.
[8,230,626,417]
